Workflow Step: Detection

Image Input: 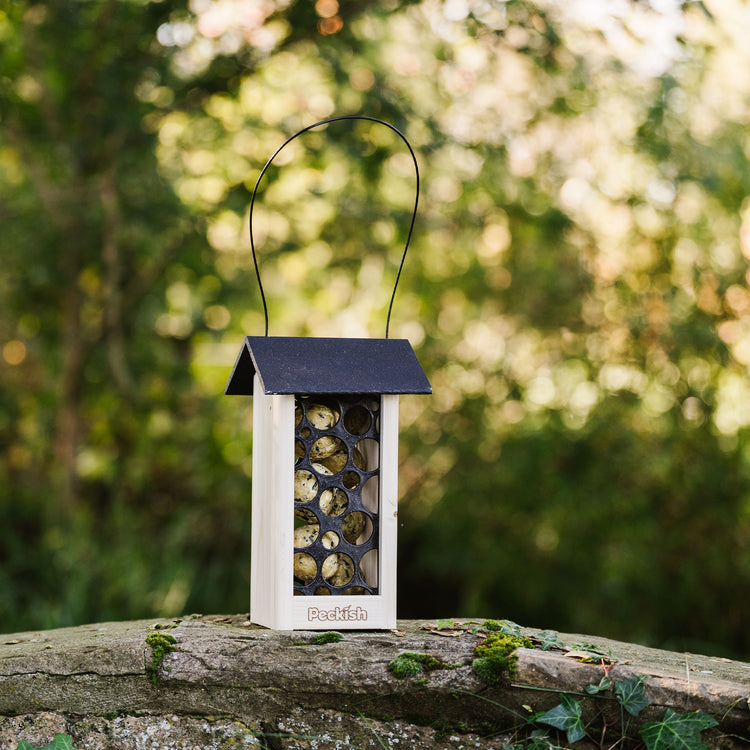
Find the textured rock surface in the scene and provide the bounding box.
[1,616,749,748]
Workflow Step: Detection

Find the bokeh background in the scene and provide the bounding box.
[3,0,750,659]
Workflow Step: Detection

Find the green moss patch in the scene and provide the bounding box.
[145,631,177,684]
[482,619,503,631]
[313,631,343,645]
[388,651,457,679]
[471,632,533,683]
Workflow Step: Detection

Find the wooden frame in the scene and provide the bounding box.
[250,373,400,630]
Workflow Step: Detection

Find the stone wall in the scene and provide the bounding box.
[1,616,749,749]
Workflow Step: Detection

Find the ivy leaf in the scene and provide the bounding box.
[585,675,613,695]
[640,709,718,750]
[17,735,75,750]
[614,674,649,716]
[537,694,587,744]
[537,630,565,651]
[499,620,523,636]
[570,642,611,660]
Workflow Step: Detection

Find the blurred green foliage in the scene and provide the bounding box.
[2,0,750,659]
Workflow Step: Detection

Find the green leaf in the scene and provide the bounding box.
[572,642,609,657]
[17,735,75,750]
[499,620,523,636]
[526,740,555,750]
[537,631,565,651]
[640,709,718,750]
[614,674,649,716]
[536,694,587,744]
[585,675,613,695]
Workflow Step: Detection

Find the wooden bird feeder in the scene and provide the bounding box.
[225,116,431,630]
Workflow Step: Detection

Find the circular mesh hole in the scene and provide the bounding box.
[351,445,366,470]
[295,507,317,524]
[342,471,360,489]
[305,402,339,429]
[341,511,369,544]
[344,405,371,435]
[294,470,318,502]
[354,438,379,471]
[322,531,339,549]
[299,427,311,438]
[322,553,354,587]
[311,436,347,473]
[294,552,317,584]
[294,523,319,549]
[320,487,348,516]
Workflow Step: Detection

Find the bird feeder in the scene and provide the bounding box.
[225,116,431,630]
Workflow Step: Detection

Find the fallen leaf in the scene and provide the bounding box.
[563,650,616,665]
[564,650,596,660]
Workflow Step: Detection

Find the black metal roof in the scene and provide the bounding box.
[225,336,432,396]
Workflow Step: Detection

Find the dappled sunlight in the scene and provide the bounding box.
[7,0,750,656]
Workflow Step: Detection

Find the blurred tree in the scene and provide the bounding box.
[3,0,750,659]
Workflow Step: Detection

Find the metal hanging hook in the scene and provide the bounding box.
[248,115,420,339]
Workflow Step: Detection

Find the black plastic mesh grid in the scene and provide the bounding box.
[293,394,380,595]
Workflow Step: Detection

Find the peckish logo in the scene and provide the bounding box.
[308,605,368,622]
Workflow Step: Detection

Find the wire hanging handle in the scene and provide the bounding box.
[248,115,419,338]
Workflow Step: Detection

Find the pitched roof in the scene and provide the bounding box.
[225,336,432,396]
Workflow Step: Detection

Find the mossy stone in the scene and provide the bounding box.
[145,631,177,684]
[471,633,533,683]
[388,652,456,679]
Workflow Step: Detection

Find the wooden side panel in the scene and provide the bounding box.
[378,394,400,629]
[250,374,295,630]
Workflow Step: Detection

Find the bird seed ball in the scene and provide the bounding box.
[295,507,317,524]
[306,403,339,429]
[341,511,367,543]
[310,436,343,461]
[319,449,347,474]
[321,552,340,580]
[319,487,347,516]
[318,445,366,474]
[294,553,317,583]
[324,553,354,586]
[294,524,319,549]
[294,470,318,502]
[312,462,332,477]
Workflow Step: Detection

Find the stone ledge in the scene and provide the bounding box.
[1,615,749,749]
